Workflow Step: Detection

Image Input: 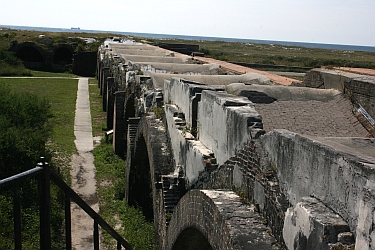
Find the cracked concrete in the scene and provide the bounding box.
[70,78,101,250]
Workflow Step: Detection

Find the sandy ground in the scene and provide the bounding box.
[70,78,102,249]
[334,67,375,77]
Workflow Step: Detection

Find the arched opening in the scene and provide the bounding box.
[128,135,153,221]
[172,227,213,250]
[125,97,136,121]
[53,47,73,65]
[15,46,43,62]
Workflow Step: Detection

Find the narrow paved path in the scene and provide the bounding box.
[70,78,99,249]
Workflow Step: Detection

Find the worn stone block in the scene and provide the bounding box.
[283,197,350,250]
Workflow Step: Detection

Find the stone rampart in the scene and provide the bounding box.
[204,129,375,248]
[97,39,375,249]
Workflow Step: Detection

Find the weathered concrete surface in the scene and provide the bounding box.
[165,104,215,187]
[165,190,280,250]
[122,55,190,64]
[262,130,375,235]
[134,62,224,75]
[226,83,341,102]
[116,49,173,57]
[194,56,300,86]
[164,78,221,128]
[152,72,271,88]
[71,78,99,249]
[283,197,352,250]
[198,90,263,165]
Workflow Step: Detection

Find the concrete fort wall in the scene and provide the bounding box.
[164,104,215,188]
[97,40,375,249]
[204,129,375,249]
[198,90,263,165]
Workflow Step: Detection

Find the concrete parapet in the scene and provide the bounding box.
[123,55,189,64]
[164,78,218,128]
[198,90,263,165]
[165,104,216,187]
[283,197,352,250]
[262,130,375,236]
[135,62,224,75]
[151,72,271,89]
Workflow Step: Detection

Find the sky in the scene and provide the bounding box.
[1,0,375,46]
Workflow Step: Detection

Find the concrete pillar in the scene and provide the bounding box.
[97,62,102,88]
[101,67,110,96]
[113,91,126,157]
[102,76,109,112]
[106,77,115,130]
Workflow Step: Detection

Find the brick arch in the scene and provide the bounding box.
[14,42,47,70]
[165,189,278,250]
[125,114,174,234]
[127,134,153,220]
[53,44,73,65]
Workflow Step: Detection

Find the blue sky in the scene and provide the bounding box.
[1,0,374,46]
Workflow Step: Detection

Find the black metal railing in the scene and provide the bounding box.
[0,157,132,250]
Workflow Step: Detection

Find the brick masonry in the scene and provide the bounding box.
[165,189,280,250]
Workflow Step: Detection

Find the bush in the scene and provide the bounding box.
[0,84,52,177]
[0,84,57,249]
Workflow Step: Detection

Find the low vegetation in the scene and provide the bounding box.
[0,78,77,249]
[147,38,375,70]
[89,79,155,250]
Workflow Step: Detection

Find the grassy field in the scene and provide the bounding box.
[0,77,78,174]
[147,38,375,70]
[0,76,78,249]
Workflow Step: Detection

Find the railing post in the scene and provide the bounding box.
[94,218,99,250]
[65,193,72,250]
[13,182,22,250]
[38,157,51,250]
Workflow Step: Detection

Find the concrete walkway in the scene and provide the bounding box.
[70,78,99,249]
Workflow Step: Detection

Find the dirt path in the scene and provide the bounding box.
[70,78,100,249]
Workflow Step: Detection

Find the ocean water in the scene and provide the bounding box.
[1,24,375,52]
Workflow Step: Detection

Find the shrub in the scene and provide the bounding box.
[0,83,57,249]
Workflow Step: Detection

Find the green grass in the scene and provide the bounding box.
[0,75,78,249]
[0,77,78,173]
[89,78,107,137]
[29,70,79,77]
[147,38,375,69]
[93,139,155,250]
